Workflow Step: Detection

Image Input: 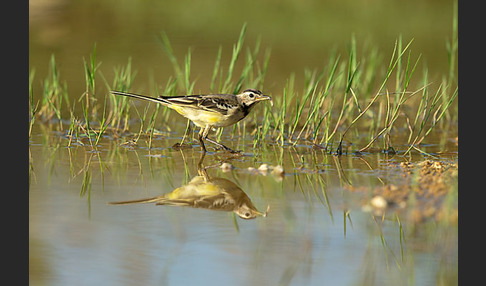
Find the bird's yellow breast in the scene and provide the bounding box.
[166,182,221,199]
[170,105,228,127]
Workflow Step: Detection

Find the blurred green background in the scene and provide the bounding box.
[29,0,456,97]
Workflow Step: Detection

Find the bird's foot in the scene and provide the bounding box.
[204,137,240,153]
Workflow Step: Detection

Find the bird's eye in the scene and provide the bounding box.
[248,93,255,98]
[245,212,251,217]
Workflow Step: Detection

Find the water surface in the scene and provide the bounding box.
[29,126,457,285]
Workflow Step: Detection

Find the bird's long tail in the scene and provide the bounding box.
[110,91,170,106]
[107,196,162,205]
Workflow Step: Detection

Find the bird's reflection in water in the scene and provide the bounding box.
[109,153,269,219]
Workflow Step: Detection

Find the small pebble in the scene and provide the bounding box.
[220,162,234,172]
[247,167,258,174]
[271,165,285,177]
[370,195,387,209]
[258,164,269,175]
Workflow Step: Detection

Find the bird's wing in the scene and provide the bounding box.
[154,198,195,206]
[161,94,236,115]
[195,193,236,211]
[159,95,202,106]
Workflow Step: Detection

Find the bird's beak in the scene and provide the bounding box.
[257,94,273,106]
[256,205,270,217]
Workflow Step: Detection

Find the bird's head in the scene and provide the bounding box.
[235,204,270,220]
[237,89,272,108]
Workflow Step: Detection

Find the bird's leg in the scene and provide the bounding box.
[199,125,239,153]
[198,127,208,152]
[196,152,211,182]
[204,137,234,152]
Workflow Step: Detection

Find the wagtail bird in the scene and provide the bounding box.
[108,154,269,219]
[110,89,272,152]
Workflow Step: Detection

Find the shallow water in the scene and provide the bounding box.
[29,124,457,285]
